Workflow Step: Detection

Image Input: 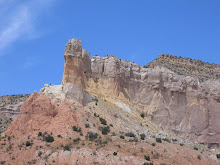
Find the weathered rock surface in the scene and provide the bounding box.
[59,39,220,144]
[0,94,30,120]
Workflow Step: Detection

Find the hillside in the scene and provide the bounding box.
[0,39,219,165]
[146,54,220,82]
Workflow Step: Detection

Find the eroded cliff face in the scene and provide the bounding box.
[60,39,220,144]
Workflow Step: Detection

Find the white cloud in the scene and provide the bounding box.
[0,0,56,54]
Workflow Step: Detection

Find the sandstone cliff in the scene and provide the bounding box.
[60,39,220,144]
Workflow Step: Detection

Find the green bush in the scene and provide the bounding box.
[120,135,125,139]
[38,132,42,137]
[26,141,31,146]
[145,155,150,161]
[162,138,170,143]
[194,147,198,150]
[63,145,70,151]
[38,151,42,157]
[113,152,117,156]
[152,143,156,147]
[7,136,11,141]
[85,124,90,128]
[140,113,145,118]
[101,126,110,135]
[140,134,146,140]
[94,113,99,117]
[73,138,81,143]
[45,135,54,143]
[197,155,201,160]
[125,132,136,137]
[143,162,153,165]
[72,126,81,132]
[57,135,62,138]
[156,138,162,143]
[180,143,184,146]
[86,132,98,141]
[216,154,220,159]
[99,117,107,125]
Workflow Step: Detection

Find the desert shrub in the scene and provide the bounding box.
[86,132,98,141]
[26,141,31,146]
[38,132,42,137]
[144,155,150,161]
[120,135,125,139]
[140,134,146,140]
[99,117,107,125]
[0,161,5,164]
[216,154,220,159]
[73,138,81,143]
[113,152,117,156]
[152,143,156,146]
[143,162,153,165]
[38,151,42,157]
[7,136,10,141]
[57,135,62,138]
[180,143,184,146]
[110,124,113,127]
[85,124,90,128]
[72,126,81,132]
[197,155,201,160]
[63,145,70,151]
[162,138,170,143]
[160,163,167,165]
[125,132,136,137]
[140,113,145,118]
[101,126,110,135]
[44,135,54,143]
[194,147,198,150]
[94,113,99,117]
[156,138,162,143]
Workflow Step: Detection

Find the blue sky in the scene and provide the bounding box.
[0,0,220,96]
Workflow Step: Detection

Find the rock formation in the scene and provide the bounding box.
[60,39,220,144]
[1,38,220,165]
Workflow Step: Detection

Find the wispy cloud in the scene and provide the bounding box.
[0,0,56,54]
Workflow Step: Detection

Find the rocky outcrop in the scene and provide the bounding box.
[59,39,220,144]
[146,54,220,82]
[0,94,30,120]
[87,55,220,144]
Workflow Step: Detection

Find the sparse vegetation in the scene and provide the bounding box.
[63,145,70,151]
[125,132,136,137]
[140,134,146,140]
[143,162,153,165]
[216,154,220,159]
[72,126,82,132]
[180,143,184,146]
[194,147,198,150]
[120,135,125,139]
[86,132,98,141]
[38,132,42,137]
[101,126,110,135]
[73,138,81,143]
[144,155,150,161]
[140,113,145,118]
[113,152,117,156]
[162,138,170,143]
[57,135,62,138]
[85,124,90,128]
[152,143,156,146]
[25,141,31,146]
[44,135,54,143]
[38,151,42,157]
[156,138,162,143]
[197,155,201,160]
[94,113,99,117]
[99,117,107,125]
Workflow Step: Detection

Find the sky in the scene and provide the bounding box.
[0,0,220,96]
